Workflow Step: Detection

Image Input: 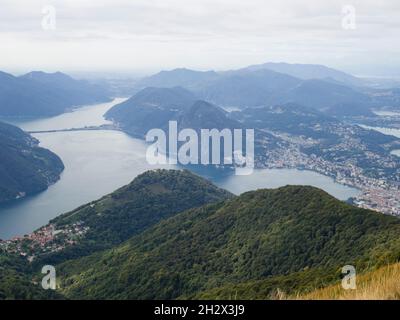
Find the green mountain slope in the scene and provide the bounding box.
[0,121,64,205]
[56,184,400,299]
[35,170,233,265]
[0,253,61,300]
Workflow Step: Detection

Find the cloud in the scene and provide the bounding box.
[0,0,399,76]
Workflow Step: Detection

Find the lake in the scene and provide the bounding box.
[358,124,400,157]
[0,99,360,239]
[373,110,400,117]
[3,98,126,132]
[358,124,400,139]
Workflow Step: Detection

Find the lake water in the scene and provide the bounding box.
[373,110,400,117]
[358,124,400,158]
[3,98,127,132]
[212,169,359,197]
[0,99,360,239]
[359,124,400,139]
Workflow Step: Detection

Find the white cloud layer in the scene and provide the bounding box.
[0,0,399,76]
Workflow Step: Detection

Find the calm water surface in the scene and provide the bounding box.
[359,124,400,139]
[3,98,127,131]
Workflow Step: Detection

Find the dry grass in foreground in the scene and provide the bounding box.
[294,263,400,300]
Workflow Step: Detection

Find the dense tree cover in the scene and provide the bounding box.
[191,266,341,299]
[3,170,400,300]
[56,184,400,299]
[34,170,233,266]
[0,252,61,300]
[0,121,64,205]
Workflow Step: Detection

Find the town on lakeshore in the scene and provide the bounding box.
[0,222,89,261]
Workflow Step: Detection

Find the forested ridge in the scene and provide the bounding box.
[0,121,64,205]
[56,181,400,299]
[2,170,400,300]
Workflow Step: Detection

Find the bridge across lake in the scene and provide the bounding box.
[28,124,119,134]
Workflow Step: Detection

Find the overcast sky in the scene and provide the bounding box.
[0,0,399,77]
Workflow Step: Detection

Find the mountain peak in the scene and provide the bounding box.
[107,86,196,115]
[179,100,240,130]
[190,100,226,113]
[0,71,16,81]
[243,62,364,87]
[21,71,73,82]
[137,68,220,91]
[125,169,232,197]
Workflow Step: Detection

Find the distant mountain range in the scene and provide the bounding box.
[0,121,64,205]
[0,71,111,117]
[2,64,395,119]
[241,62,366,87]
[3,169,399,300]
[198,69,302,108]
[136,68,220,92]
[134,63,379,116]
